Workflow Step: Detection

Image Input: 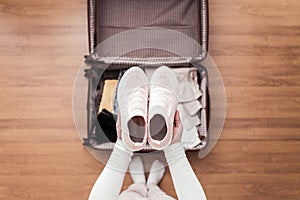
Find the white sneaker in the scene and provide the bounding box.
[148,66,179,150]
[117,67,148,151]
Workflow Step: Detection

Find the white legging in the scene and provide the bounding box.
[118,182,175,200]
[88,139,207,200]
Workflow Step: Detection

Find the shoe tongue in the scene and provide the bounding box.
[127,88,147,119]
[149,94,177,121]
[149,106,167,120]
[128,108,146,120]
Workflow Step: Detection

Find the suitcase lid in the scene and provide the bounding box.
[87,0,208,66]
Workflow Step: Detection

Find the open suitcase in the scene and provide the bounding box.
[80,0,214,156]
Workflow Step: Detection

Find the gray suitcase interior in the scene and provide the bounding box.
[83,0,210,152]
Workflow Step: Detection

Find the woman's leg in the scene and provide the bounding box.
[148,184,176,200]
[147,160,175,200]
[118,182,148,200]
[118,156,148,199]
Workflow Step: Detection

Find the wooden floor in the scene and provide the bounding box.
[0,0,299,199]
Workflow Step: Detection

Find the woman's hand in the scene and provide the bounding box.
[171,110,183,144]
[116,111,122,140]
